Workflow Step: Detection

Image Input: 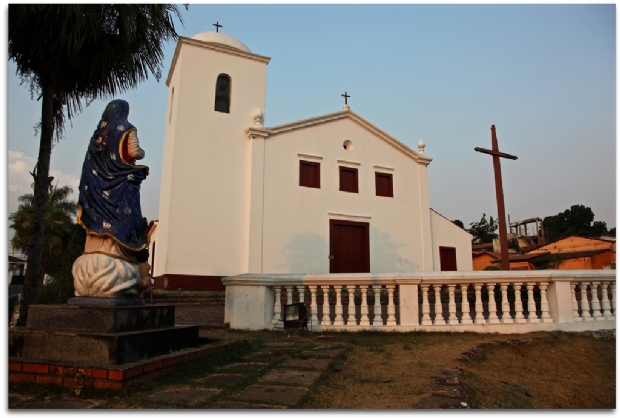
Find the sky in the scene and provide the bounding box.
[4,3,617,251]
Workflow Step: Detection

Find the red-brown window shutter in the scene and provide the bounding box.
[375,172,393,197]
[339,166,359,193]
[299,160,320,188]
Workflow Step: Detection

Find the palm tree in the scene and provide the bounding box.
[8,5,184,325]
[9,184,78,280]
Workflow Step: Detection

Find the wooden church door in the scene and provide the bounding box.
[329,220,370,273]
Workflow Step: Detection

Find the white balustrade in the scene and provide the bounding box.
[223,270,615,332]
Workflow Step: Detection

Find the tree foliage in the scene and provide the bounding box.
[8,5,183,325]
[543,204,608,242]
[9,184,78,276]
[452,219,465,229]
[467,213,499,243]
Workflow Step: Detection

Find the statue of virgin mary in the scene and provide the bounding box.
[72,99,151,298]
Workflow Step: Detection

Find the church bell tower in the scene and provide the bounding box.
[155,30,271,289]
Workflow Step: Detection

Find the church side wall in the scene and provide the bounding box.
[156,43,267,278]
[260,118,426,274]
[430,210,473,271]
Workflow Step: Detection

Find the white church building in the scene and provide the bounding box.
[151,30,472,291]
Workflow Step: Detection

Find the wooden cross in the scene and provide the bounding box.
[474,125,518,270]
[341,91,350,105]
[213,21,222,33]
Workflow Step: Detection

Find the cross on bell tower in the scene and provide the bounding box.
[213,21,222,33]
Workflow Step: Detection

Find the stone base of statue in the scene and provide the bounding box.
[9,304,198,365]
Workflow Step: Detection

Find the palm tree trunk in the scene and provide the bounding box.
[16,84,55,326]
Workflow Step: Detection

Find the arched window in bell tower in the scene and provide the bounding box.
[214,74,231,113]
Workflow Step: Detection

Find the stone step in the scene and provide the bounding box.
[152,291,225,306]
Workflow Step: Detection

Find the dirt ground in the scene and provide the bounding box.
[297,331,615,409]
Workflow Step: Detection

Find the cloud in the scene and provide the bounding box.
[8,150,80,217]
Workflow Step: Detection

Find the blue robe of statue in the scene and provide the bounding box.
[77,100,149,251]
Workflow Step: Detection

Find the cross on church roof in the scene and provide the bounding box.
[213,21,222,33]
[341,91,350,105]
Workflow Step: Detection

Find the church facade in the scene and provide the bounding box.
[153,31,472,290]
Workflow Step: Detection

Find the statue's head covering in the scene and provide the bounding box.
[77,99,149,252]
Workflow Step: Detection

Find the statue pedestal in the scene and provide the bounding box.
[7,303,237,390]
[9,304,198,365]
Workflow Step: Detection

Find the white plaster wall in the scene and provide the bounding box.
[430,210,473,271]
[155,40,268,277]
[260,118,428,274]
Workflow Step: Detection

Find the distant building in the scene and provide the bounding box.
[485,235,616,271]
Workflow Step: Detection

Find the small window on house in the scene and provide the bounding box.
[214,74,231,113]
[299,160,320,188]
[339,166,359,193]
[375,172,393,197]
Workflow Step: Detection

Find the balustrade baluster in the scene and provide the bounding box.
[489,284,502,324]
[272,286,283,325]
[580,282,592,321]
[461,285,474,325]
[500,283,511,323]
[571,282,581,321]
[447,284,457,324]
[591,282,603,320]
[334,285,344,326]
[387,285,396,326]
[345,286,354,326]
[611,283,616,317]
[538,283,552,322]
[527,283,538,323]
[372,285,383,326]
[601,282,613,320]
[308,285,319,328]
[474,284,484,324]
[360,286,371,326]
[298,285,305,304]
[285,285,293,306]
[421,285,432,325]
[514,283,527,323]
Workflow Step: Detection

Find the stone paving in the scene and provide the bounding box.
[149,341,341,409]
